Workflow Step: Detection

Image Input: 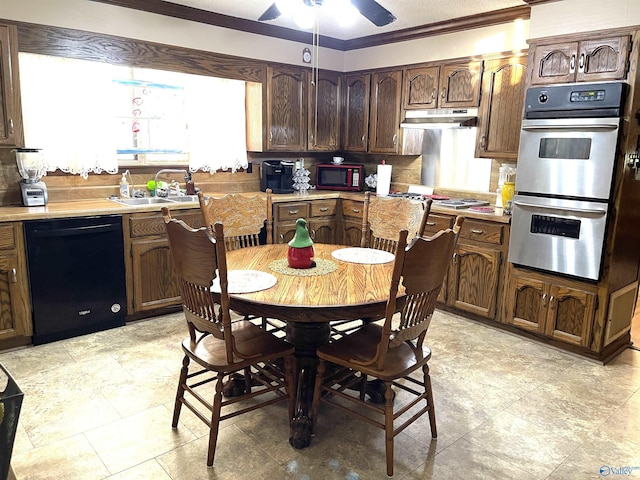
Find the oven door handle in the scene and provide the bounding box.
[521,124,619,132]
[513,199,608,216]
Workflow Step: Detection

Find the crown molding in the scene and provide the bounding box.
[89,0,530,52]
[345,6,530,50]
[522,0,562,5]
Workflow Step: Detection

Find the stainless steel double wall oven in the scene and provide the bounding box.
[508,82,627,281]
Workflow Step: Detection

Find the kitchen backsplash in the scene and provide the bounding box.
[0,147,506,205]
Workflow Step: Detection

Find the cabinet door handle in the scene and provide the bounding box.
[278,234,284,243]
[431,88,437,101]
[361,135,366,146]
[11,268,17,283]
[269,130,273,142]
[452,252,457,265]
[480,135,486,148]
[426,221,436,226]
[392,134,397,146]
[310,229,316,239]
[578,53,585,72]
[9,119,14,135]
[319,207,328,212]
[542,293,547,307]
[549,295,555,308]
[569,54,576,73]
[441,88,447,100]
[470,229,484,234]
[288,209,299,215]
[351,208,360,213]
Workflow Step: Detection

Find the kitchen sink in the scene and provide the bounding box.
[108,195,201,206]
[109,197,174,206]
[163,195,200,203]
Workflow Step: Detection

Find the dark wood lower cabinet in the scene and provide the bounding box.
[505,266,596,348]
[448,244,501,319]
[124,209,203,315]
[0,223,31,344]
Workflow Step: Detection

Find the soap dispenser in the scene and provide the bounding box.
[119,173,130,198]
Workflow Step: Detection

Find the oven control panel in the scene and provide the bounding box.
[524,81,626,119]
[570,89,606,102]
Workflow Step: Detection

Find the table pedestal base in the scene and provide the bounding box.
[286,321,330,449]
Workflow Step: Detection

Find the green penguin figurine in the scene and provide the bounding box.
[287,218,315,268]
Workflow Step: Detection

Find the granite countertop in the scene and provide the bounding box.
[0,191,511,223]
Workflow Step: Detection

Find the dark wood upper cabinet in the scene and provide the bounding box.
[402,66,439,109]
[265,65,308,151]
[439,61,483,108]
[308,70,341,151]
[342,73,371,152]
[0,24,24,147]
[402,61,482,110]
[368,69,402,154]
[475,56,528,159]
[530,35,630,85]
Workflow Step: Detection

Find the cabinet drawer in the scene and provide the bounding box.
[311,199,338,217]
[422,214,453,236]
[275,202,310,221]
[129,211,203,238]
[342,200,364,219]
[0,224,16,250]
[460,219,504,245]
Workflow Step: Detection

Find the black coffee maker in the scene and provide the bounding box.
[260,160,294,194]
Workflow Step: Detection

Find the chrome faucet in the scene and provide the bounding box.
[154,169,189,197]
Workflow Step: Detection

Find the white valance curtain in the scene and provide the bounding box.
[183,74,248,174]
[19,53,118,179]
[19,53,248,178]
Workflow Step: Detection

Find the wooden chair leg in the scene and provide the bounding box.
[207,375,225,467]
[359,373,367,401]
[424,364,437,439]
[172,355,189,428]
[244,366,252,394]
[310,359,326,432]
[285,356,296,426]
[384,380,395,477]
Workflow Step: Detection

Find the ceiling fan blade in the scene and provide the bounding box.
[258,3,282,21]
[350,0,396,27]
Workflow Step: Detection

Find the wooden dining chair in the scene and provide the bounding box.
[162,207,295,467]
[360,191,433,253]
[331,193,433,339]
[311,216,464,477]
[198,189,282,333]
[198,189,273,250]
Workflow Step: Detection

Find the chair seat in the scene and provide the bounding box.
[317,323,431,382]
[183,320,294,372]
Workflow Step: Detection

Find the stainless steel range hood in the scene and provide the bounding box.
[400,108,478,129]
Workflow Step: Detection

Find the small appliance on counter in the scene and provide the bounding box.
[260,160,294,194]
[316,163,364,191]
[15,148,48,206]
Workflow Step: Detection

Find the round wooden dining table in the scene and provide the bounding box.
[224,242,403,448]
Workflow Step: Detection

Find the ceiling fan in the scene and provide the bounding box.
[258,0,397,27]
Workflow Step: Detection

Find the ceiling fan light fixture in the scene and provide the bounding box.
[293,3,316,29]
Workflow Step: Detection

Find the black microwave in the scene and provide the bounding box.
[316,163,364,191]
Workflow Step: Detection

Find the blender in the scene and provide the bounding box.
[15,148,48,206]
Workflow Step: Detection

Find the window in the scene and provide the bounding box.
[19,53,248,178]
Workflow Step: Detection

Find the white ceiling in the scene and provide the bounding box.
[164,0,529,40]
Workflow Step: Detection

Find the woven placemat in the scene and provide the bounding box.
[269,258,338,276]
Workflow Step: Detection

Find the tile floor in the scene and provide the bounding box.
[2,310,640,480]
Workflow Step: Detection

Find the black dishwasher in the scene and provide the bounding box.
[24,215,127,345]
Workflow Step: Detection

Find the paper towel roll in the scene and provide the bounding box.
[376,164,392,196]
